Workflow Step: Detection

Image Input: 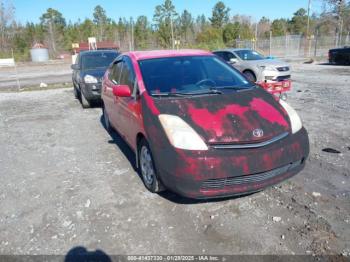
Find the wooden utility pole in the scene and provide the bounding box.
[170,15,174,49]
[306,0,312,57]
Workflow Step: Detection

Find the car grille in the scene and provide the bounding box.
[210,132,289,149]
[277,66,290,72]
[200,160,303,190]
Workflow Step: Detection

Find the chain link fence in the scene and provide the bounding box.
[235,34,350,58]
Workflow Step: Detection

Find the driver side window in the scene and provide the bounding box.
[120,57,137,97]
[109,61,123,84]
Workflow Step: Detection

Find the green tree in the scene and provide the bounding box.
[196,15,209,32]
[153,0,178,48]
[258,16,271,38]
[180,10,194,44]
[289,8,308,35]
[0,0,15,50]
[93,5,110,41]
[223,22,240,44]
[79,19,94,41]
[210,1,230,29]
[40,8,66,53]
[271,19,287,36]
[134,16,150,49]
[196,26,224,49]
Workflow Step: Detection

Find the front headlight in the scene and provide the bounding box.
[279,100,302,134]
[84,74,98,84]
[158,114,208,151]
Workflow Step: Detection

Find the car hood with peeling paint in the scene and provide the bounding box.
[151,88,291,144]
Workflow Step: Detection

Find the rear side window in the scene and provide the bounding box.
[214,52,236,62]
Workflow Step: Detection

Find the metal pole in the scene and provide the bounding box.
[339,17,343,46]
[314,29,318,57]
[306,0,311,57]
[285,34,288,58]
[306,0,311,39]
[131,18,134,51]
[255,22,258,50]
[269,31,272,56]
[11,49,20,92]
[170,15,175,49]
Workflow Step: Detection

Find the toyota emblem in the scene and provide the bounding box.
[253,129,264,138]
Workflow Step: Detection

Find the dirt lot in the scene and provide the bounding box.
[0,62,349,256]
[0,61,71,91]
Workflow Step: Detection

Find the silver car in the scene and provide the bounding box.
[213,49,291,83]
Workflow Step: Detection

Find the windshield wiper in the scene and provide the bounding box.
[150,92,184,97]
[151,89,222,97]
[213,85,254,91]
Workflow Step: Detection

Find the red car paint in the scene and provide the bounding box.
[102,50,309,199]
[257,79,292,95]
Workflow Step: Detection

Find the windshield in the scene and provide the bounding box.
[235,50,265,61]
[138,56,252,96]
[81,52,118,70]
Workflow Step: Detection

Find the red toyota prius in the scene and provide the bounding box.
[101,50,309,199]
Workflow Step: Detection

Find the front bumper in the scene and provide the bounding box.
[260,68,291,82]
[80,82,102,101]
[154,128,309,199]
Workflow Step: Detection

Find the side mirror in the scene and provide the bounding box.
[71,64,80,70]
[229,58,238,64]
[112,84,131,97]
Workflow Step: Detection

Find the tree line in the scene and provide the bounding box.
[0,0,349,61]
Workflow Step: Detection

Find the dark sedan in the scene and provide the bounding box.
[71,50,119,108]
[329,46,350,65]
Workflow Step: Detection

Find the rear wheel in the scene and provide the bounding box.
[102,105,112,133]
[80,91,90,108]
[138,139,164,193]
[243,70,257,82]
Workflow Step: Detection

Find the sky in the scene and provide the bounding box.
[11,0,324,24]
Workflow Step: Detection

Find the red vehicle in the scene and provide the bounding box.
[101,50,309,199]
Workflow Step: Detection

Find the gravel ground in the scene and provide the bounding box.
[0,62,349,257]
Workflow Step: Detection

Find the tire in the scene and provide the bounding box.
[243,70,257,82]
[73,85,80,99]
[138,139,165,193]
[80,91,91,108]
[102,105,113,133]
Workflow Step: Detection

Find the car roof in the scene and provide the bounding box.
[126,49,213,61]
[79,50,119,56]
[214,48,252,52]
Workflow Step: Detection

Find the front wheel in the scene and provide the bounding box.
[138,139,165,193]
[73,85,80,99]
[80,91,91,108]
[243,71,257,82]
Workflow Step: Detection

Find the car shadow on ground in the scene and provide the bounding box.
[317,62,350,66]
[100,116,250,205]
[65,246,112,262]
